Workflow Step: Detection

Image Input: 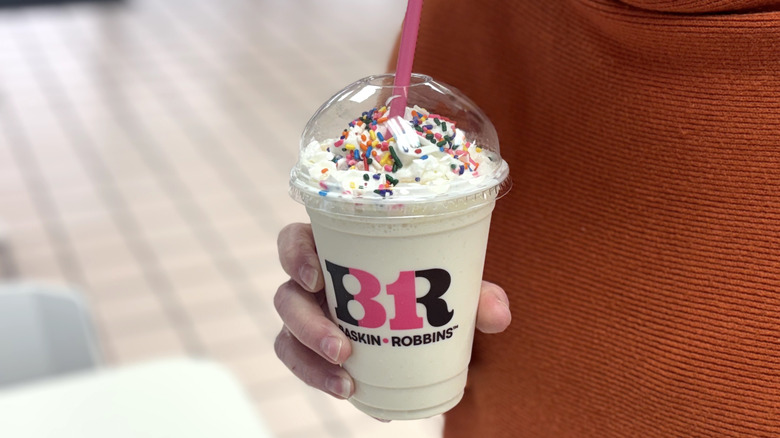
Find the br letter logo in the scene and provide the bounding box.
[325,260,454,330]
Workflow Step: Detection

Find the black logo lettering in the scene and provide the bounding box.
[415,269,454,327]
[325,261,358,326]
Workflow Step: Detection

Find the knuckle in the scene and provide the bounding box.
[277,224,305,273]
[274,328,291,361]
[278,223,315,255]
[295,363,320,389]
[274,330,322,390]
[277,223,307,251]
[273,280,295,314]
[279,237,298,259]
[277,223,298,247]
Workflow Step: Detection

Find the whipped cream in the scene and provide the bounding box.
[298,105,499,200]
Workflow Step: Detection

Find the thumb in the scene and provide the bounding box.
[475,281,512,334]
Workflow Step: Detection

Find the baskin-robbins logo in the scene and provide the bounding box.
[325,260,459,348]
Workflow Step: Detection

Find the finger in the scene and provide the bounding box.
[475,281,512,334]
[275,327,354,399]
[278,223,324,292]
[274,279,352,364]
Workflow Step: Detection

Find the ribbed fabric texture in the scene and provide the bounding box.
[409,1,780,437]
[621,0,780,12]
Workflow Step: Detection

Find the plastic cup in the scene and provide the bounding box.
[289,73,510,420]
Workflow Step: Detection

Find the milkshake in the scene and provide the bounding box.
[290,73,510,420]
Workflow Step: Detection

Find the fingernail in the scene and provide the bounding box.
[325,375,352,399]
[497,295,512,325]
[494,290,510,310]
[299,263,318,291]
[321,336,343,364]
[497,295,510,311]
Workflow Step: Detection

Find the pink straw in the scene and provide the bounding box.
[389,0,424,119]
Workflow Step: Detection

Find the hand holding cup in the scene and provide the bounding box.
[274,223,512,402]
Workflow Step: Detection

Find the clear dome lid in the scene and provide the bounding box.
[290,73,510,218]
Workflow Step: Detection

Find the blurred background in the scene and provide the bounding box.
[0,0,443,436]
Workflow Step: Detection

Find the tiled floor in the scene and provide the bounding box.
[0,0,443,436]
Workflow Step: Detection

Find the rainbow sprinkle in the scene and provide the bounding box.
[311,105,489,198]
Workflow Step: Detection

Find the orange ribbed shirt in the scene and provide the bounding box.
[410,1,780,437]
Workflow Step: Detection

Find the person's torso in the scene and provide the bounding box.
[412,1,780,437]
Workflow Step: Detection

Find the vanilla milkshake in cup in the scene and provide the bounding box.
[289,73,510,420]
